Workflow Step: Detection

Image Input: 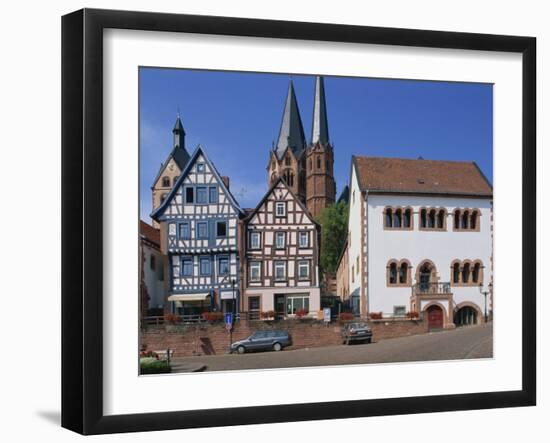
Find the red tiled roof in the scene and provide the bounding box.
[353,156,492,197]
[140,220,160,246]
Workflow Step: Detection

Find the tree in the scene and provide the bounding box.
[316,201,349,277]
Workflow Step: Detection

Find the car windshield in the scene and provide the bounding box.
[350,323,367,329]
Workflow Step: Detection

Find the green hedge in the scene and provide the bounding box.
[140,357,171,375]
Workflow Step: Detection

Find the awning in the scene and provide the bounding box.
[220,290,237,300]
[168,293,210,302]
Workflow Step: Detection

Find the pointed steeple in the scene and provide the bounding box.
[172,113,186,149]
[311,76,329,145]
[171,113,190,170]
[275,81,306,159]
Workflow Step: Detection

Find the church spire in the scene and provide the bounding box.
[275,80,306,159]
[172,113,186,149]
[311,76,329,145]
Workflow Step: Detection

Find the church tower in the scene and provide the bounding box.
[267,81,307,200]
[305,76,336,218]
[151,114,190,227]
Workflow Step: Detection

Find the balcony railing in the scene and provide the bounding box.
[412,282,452,295]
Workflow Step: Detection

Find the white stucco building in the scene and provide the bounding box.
[340,156,493,330]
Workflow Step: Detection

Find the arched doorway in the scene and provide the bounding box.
[454,306,478,326]
[426,305,444,330]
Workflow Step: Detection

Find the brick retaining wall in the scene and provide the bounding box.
[141,318,427,357]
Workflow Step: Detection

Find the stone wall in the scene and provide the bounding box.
[141,318,427,357]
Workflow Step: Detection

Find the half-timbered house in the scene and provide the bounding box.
[243,178,321,319]
[151,145,243,316]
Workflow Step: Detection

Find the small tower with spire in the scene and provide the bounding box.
[151,113,191,227]
[305,76,336,218]
[267,80,307,200]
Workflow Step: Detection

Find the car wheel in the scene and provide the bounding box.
[237,345,245,354]
[273,342,282,352]
[367,338,372,344]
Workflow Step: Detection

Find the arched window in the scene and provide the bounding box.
[385,208,393,228]
[470,210,478,230]
[162,176,170,187]
[404,208,412,228]
[472,262,481,283]
[428,209,436,228]
[389,262,398,285]
[454,210,461,229]
[452,262,461,284]
[399,262,409,284]
[461,210,469,229]
[317,157,321,169]
[437,209,445,229]
[420,208,427,228]
[462,262,471,283]
[393,208,402,228]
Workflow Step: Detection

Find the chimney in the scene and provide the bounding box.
[221,176,230,189]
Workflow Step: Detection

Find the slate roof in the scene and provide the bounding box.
[275,81,306,159]
[352,156,492,197]
[311,76,329,145]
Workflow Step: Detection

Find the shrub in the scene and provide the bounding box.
[140,357,171,375]
[202,311,224,322]
[406,311,420,319]
[295,308,309,319]
[338,312,354,322]
[163,313,181,325]
[260,310,276,319]
[369,312,383,320]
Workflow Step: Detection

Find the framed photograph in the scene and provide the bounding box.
[62,8,536,435]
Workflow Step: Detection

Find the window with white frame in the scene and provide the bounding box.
[249,261,261,281]
[249,231,261,249]
[286,294,310,315]
[393,305,407,317]
[275,201,286,217]
[275,231,286,249]
[274,261,286,281]
[298,261,310,279]
[196,163,205,173]
[299,231,309,248]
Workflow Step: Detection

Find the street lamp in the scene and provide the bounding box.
[478,282,492,323]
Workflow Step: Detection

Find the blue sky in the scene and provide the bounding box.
[140,68,492,223]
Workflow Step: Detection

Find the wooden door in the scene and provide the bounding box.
[427,305,443,330]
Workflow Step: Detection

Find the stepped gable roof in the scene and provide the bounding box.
[352,156,492,197]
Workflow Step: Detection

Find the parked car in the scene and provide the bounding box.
[342,322,373,345]
[230,330,292,354]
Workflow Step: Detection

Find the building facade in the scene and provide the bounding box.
[243,178,321,319]
[139,221,165,317]
[267,76,336,219]
[151,146,243,316]
[341,156,493,330]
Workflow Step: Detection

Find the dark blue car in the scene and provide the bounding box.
[230,330,291,354]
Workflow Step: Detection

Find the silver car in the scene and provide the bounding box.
[230,330,291,354]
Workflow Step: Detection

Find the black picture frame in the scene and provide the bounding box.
[61,8,536,435]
